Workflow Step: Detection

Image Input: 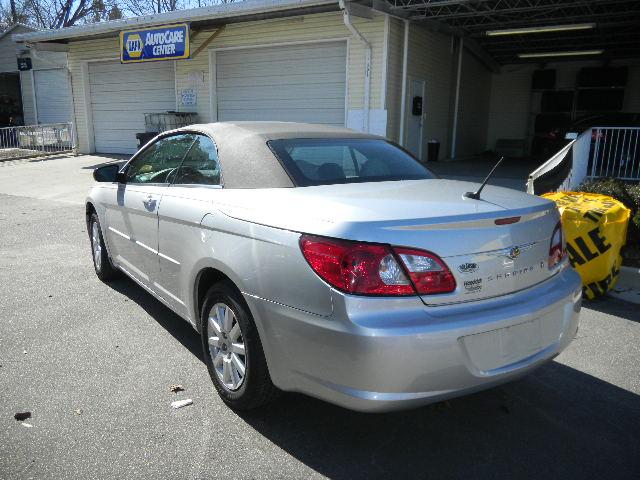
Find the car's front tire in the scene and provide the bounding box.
[89,212,120,281]
[201,282,278,410]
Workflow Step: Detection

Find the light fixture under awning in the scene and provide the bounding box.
[486,23,596,36]
[518,49,604,59]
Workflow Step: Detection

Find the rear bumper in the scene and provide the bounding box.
[245,267,582,412]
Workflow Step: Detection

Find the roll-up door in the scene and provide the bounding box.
[89,60,175,154]
[215,42,346,126]
[34,69,72,124]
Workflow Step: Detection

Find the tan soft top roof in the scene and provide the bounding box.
[170,121,380,189]
[192,121,374,140]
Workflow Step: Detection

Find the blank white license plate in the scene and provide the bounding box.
[461,315,561,373]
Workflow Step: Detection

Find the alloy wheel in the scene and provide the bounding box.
[91,220,102,271]
[207,302,246,391]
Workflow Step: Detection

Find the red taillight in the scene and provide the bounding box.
[299,235,414,295]
[299,235,456,296]
[393,247,457,295]
[548,221,565,269]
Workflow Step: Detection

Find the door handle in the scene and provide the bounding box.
[142,195,156,210]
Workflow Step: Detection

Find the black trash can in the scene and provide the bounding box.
[427,139,440,162]
[136,132,158,149]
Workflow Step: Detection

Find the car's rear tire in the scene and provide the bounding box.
[89,212,120,281]
[201,282,278,410]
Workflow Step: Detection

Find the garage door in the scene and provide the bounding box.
[89,61,175,154]
[34,69,72,124]
[215,42,346,125]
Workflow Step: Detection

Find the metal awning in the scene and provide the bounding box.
[12,0,340,43]
[379,0,640,64]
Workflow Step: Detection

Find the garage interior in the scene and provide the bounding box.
[380,0,640,167]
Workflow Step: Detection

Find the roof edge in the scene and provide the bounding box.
[1,22,37,40]
[12,0,339,43]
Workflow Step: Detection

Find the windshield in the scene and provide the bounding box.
[268,138,434,187]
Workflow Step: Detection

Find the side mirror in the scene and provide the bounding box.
[93,164,120,183]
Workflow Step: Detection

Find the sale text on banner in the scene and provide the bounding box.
[543,191,630,299]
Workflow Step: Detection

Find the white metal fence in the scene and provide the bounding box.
[589,127,640,181]
[0,122,75,161]
[527,126,639,195]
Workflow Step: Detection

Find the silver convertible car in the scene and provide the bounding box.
[87,122,582,412]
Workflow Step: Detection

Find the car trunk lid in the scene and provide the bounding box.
[386,208,559,305]
[216,179,560,304]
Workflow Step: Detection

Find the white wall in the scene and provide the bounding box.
[395,24,455,160]
[386,24,494,161]
[456,49,491,158]
[485,64,534,153]
[0,25,33,73]
[19,71,35,124]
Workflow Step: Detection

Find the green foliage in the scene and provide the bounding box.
[627,183,640,239]
[577,178,640,244]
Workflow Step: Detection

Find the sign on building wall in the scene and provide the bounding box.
[17,57,32,71]
[181,88,197,106]
[120,24,190,63]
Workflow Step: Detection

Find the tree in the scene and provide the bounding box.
[120,0,176,16]
[120,0,237,16]
[25,0,123,29]
[9,0,17,22]
[0,0,122,30]
[0,0,238,32]
[0,0,25,29]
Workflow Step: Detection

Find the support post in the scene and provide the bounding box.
[341,0,372,133]
[399,20,409,146]
[451,37,463,160]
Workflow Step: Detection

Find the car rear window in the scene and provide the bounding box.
[268,138,434,186]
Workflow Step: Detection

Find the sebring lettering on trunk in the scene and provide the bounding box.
[462,261,546,295]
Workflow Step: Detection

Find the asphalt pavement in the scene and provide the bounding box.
[0,155,639,479]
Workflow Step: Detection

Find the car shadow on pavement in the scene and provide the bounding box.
[237,363,640,480]
[584,296,639,323]
[104,276,639,479]
[106,277,204,362]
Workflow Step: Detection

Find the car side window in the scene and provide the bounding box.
[171,134,221,186]
[126,134,195,184]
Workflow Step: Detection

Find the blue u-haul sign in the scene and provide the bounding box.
[120,24,190,63]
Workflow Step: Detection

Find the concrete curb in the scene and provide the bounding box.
[608,266,640,304]
[618,265,640,289]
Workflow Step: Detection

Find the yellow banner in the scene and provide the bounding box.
[543,191,630,299]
